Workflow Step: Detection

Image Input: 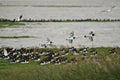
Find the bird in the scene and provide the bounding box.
[40,44,47,48]
[17,15,23,21]
[101,6,116,12]
[39,38,53,48]
[3,48,8,56]
[66,31,75,44]
[19,15,23,20]
[46,38,53,46]
[84,31,95,42]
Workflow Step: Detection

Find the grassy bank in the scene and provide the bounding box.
[0,18,120,22]
[0,36,34,39]
[0,22,24,28]
[0,47,120,80]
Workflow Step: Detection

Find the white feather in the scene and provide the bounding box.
[4,48,8,56]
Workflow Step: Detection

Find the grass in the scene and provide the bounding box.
[0,18,120,22]
[19,19,120,22]
[0,36,34,39]
[0,47,120,80]
[0,22,25,28]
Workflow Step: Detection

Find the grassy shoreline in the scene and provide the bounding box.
[0,18,120,22]
[0,22,24,28]
[0,36,34,39]
[0,47,120,80]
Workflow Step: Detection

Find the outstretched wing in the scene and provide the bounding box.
[89,31,95,36]
[69,31,74,37]
[68,39,73,44]
[89,36,93,42]
[46,38,52,45]
[68,31,74,38]
[47,38,50,42]
[101,6,116,12]
[111,6,116,9]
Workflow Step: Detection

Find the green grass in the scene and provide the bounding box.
[0,47,120,80]
[0,22,25,28]
[0,36,34,39]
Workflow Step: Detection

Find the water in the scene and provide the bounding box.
[0,0,120,19]
[0,0,120,48]
[0,22,120,48]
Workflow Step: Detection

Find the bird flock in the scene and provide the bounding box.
[0,46,117,65]
[40,31,95,48]
[0,6,118,65]
[0,31,98,65]
[0,29,118,65]
[0,29,117,65]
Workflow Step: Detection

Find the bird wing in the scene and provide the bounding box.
[89,36,93,42]
[111,6,116,9]
[47,38,50,42]
[89,31,95,36]
[69,31,74,37]
[68,39,73,44]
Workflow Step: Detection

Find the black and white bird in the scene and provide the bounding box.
[109,48,116,54]
[17,15,23,21]
[40,38,53,48]
[40,44,47,48]
[66,31,75,44]
[46,38,53,46]
[84,31,95,42]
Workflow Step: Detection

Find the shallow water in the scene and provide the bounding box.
[0,22,120,48]
[0,0,120,19]
[0,0,120,48]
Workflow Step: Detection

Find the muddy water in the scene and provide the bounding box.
[0,22,120,48]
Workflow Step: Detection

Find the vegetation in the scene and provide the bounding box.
[0,36,34,39]
[0,22,24,28]
[0,18,120,22]
[0,47,120,80]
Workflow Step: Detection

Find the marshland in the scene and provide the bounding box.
[0,0,120,80]
[0,47,120,80]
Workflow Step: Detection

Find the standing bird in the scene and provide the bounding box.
[17,15,23,21]
[3,48,8,56]
[19,15,23,20]
[66,31,75,44]
[3,48,10,59]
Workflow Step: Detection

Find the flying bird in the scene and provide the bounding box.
[39,38,53,48]
[101,6,116,12]
[46,38,53,46]
[84,31,95,42]
[66,31,75,44]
